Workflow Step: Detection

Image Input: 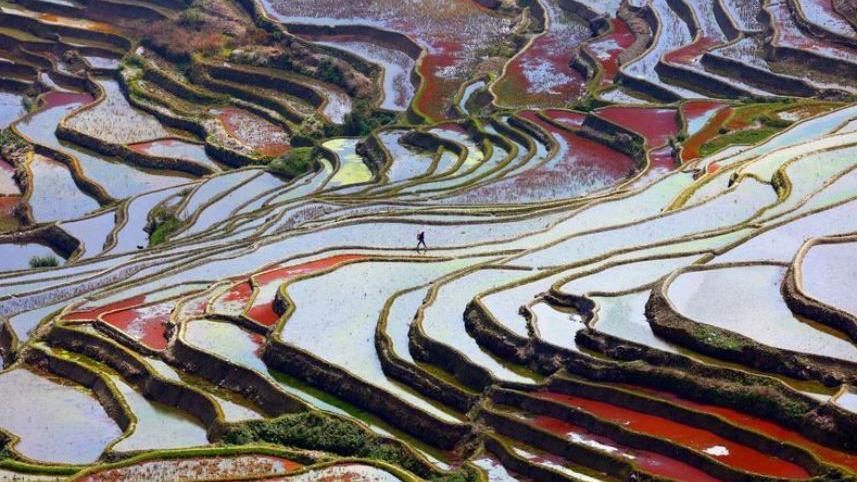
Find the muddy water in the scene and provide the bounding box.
[537,392,810,478]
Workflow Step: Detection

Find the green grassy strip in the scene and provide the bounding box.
[698,126,780,157]
[267,147,316,178]
[223,411,478,482]
[0,457,80,476]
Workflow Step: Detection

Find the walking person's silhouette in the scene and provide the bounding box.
[416,231,427,254]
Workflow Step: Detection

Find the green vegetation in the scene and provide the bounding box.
[317,59,344,85]
[148,215,181,247]
[333,100,396,137]
[268,147,316,178]
[699,127,780,157]
[571,95,608,112]
[224,412,477,482]
[29,255,59,268]
[0,129,27,152]
[147,204,185,247]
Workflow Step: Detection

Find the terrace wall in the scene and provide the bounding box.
[22,345,132,434]
[647,281,857,386]
[169,334,307,417]
[700,54,819,97]
[46,326,226,438]
[263,339,472,451]
[575,329,857,451]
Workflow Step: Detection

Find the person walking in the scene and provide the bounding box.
[416,231,427,254]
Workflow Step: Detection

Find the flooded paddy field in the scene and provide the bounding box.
[2,0,857,480]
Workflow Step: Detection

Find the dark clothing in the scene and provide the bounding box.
[416,232,427,253]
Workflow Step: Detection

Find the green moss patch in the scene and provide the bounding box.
[268,147,316,179]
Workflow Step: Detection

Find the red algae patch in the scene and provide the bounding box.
[80,454,302,481]
[595,107,679,149]
[536,392,810,478]
[544,110,586,129]
[40,91,95,109]
[624,384,857,473]
[682,102,732,161]
[101,299,175,350]
[585,18,636,85]
[522,112,635,177]
[64,295,147,321]
[263,0,513,121]
[648,145,676,170]
[529,415,721,482]
[663,37,721,65]
[215,107,290,157]
[246,254,367,326]
[493,1,588,108]
[210,280,253,315]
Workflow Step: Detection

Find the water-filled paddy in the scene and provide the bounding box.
[667,264,857,363]
[0,367,122,463]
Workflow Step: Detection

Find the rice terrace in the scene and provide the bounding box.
[3,0,857,479]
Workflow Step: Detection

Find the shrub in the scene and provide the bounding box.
[268,147,315,178]
[0,129,27,151]
[331,100,395,137]
[223,412,478,481]
[318,59,344,85]
[29,255,59,268]
[148,215,181,247]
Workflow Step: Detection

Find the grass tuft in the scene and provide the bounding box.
[29,255,59,268]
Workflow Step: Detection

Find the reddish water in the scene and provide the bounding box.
[664,37,721,64]
[767,0,854,57]
[585,18,636,84]
[522,112,636,177]
[494,16,587,107]
[217,108,290,157]
[537,392,811,478]
[415,40,462,121]
[64,295,147,321]
[246,254,367,326]
[682,101,722,122]
[595,107,678,149]
[648,146,676,170]
[40,91,94,109]
[101,300,174,350]
[530,415,722,482]
[682,106,732,161]
[544,110,586,129]
[0,195,18,215]
[79,455,301,481]
[622,385,857,473]
[210,280,253,315]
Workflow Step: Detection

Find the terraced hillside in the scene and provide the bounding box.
[2,0,857,480]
